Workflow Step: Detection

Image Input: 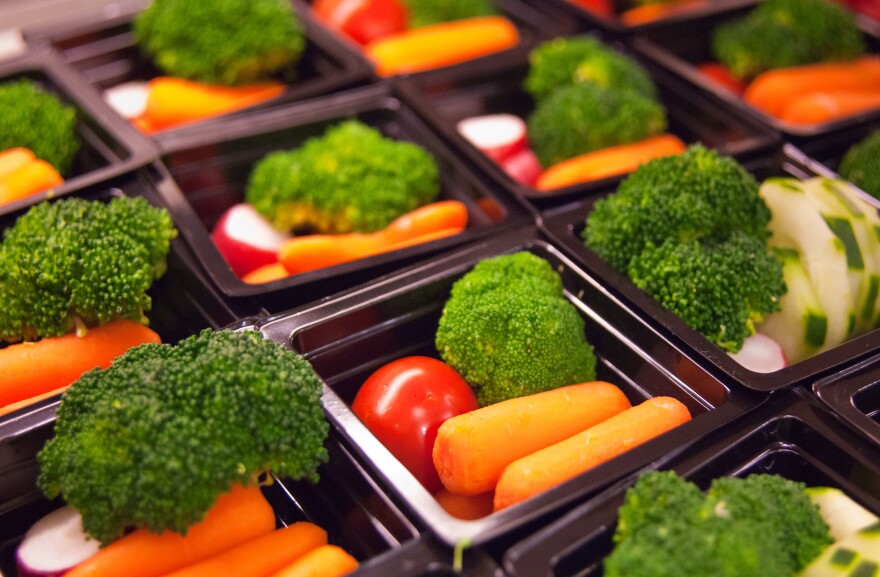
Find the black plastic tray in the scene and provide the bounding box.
[632,5,880,139]
[152,83,530,313]
[253,227,765,547]
[813,353,880,446]
[0,49,155,218]
[395,38,779,211]
[503,386,880,577]
[0,169,263,444]
[21,0,372,148]
[540,144,880,392]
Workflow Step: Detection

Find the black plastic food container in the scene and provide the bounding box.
[0,169,263,444]
[253,227,765,547]
[632,5,880,139]
[502,386,880,577]
[0,49,154,218]
[22,0,372,148]
[395,40,779,211]
[152,84,529,313]
[813,353,880,446]
[540,144,880,392]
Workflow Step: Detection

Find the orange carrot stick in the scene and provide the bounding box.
[143,77,286,131]
[242,262,290,284]
[159,523,327,577]
[66,485,276,577]
[778,90,880,125]
[434,488,495,521]
[619,0,707,25]
[744,56,880,117]
[0,147,36,181]
[493,396,692,511]
[0,158,64,205]
[535,134,686,191]
[364,16,519,76]
[0,386,67,416]
[0,319,161,410]
[266,545,358,577]
[433,381,632,496]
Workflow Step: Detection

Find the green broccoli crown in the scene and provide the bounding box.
[839,131,880,200]
[402,0,498,28]
[435,252,597,407]
[37,329,330,544]
[584,144,768,273]
[524,36,658,102]
[134,0,305,85]
[711,0,865,79]
[627,233,785,352]
[0,196,177,343]
[605,472,831,577]
[245,119,440,234]
[527,82,666,168]
[0,79,80,173]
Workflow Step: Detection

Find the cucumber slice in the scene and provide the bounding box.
[807,486,880,542]
[797,521,880,577]
[760,178,854,354]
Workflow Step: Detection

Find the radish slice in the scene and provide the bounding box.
[103,81,150,119]
[501,147,543,187]
[211,203,290,278]
[727,332,788,373]
[17,506,100,577]
[457,114,528,163]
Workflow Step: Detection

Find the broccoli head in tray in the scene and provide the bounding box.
[838,131,880,200]
[38,329,330,544]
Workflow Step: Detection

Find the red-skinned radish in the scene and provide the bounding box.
[501,147,543,187]
[211,203,290,278]
[456,114,528,163]
[17,507,100,577]
[103,82,150,119]
[727,332,788,373]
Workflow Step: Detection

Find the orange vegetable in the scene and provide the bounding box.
[143,77,286,132]
[0,147,36,181]
[493,396,692,511]
[434,488,494,520]
[364,16,519,76]
[0,158,64,205]
[778,90,880,125]
[159,522,327,577]
[279,201,468,274]
[567,0,614,18]
[619,0,707,25]
[267,545,358,577]
[0,386,67,417]
[535,134,686,191]
[697,62,745,96]
[0,319,161,410]
[433,381,632,496]
[243,262,290,284]
[744,56,880,117]
[66,484,276,577]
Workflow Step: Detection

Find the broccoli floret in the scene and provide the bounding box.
[38,329,330,544]
[134,0,305,86]
[527,82,666,167]
[245,120,440,234]
[0,197,177,343]
[524,36,657,102]
[401,0,498,28]
[0,79,79,173]
[613,470,705,545]
[839,131,880,200]
[435,252,597,406]
[583,144,768,273]
[711,0,865,80]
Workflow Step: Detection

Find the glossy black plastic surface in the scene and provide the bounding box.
[813,354,880,446]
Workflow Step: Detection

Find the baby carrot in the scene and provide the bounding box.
[380,200,468,244]
[433,381,632,496]
[267,545,358,577]
[364,16,519,76]
[535,134,686,191]
[0,319,161,410]
[0,386,67,416]
[434,488,495,521]
[0,147,36,181]
[159,523,327,577]
[493,396,692,511]
[66,484,276,577]
[619,0,707,25]
[0,158,64,205]
[778,90,880,125]
[242,262,290,284]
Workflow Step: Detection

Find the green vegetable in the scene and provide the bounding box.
[798,522,880,577]
[806,486,879,542]
[401,0,498,28]
[0,79,79,173]
[245,120,440,234]
[527,82,666,167]
[435,251,597,407]
[839,131,880,201]
[605,472,833,577]
[524,36,657,102]
[711,0,865,80]
[134,0,305,86]
[37,329,330,545]
[0,197,177,343]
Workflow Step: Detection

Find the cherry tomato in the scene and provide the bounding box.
[313,0,408,46]
[697,62,746,96]
[352,356,479,493]
[568,0,614,18]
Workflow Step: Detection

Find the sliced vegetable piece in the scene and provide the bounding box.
[103,81,149,120]
[211,203,290,278]
[797,521,880,577]
[727,332,788,373]
[17,507,100,577]
[456,113,527,163]
[806,487,879,542]
[500,147,543,187]
[313,0,407,45]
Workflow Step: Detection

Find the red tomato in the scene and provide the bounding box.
[697,62,746,96]
[313,0,408,46]
[568,0,615,18]
[352,356,479,493]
